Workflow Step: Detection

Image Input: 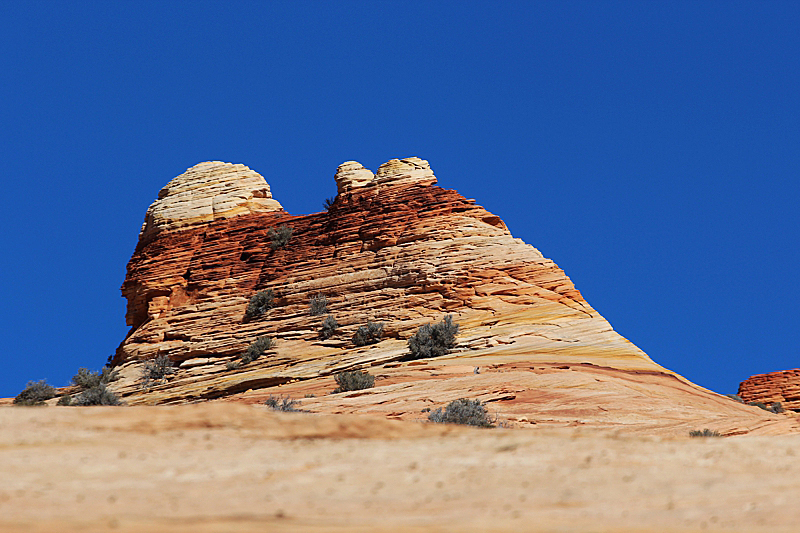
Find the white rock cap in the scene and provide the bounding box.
[140,161,283,239]
[333,157,437,194]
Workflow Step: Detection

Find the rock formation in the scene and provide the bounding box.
[109,158,798,436]
[139,161,283,243]
[739,369,800,411]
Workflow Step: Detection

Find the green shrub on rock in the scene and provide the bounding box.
[242,336,275,364]
[265,395,300,412]
[141,355,176,389]
[333,370,375,393]
[319,315,339,340]
[769,402,785,413]
[245,289,275,320]
[689,428,721,437]
[427,398,493,427]
[408,315,458,359]
[14,380,57,406]
[268,225,293,250]
[309,294,329,316]
[57,395,72,406]
[71,366,119,390]
[353,322,384,346]
[72,385,123,406]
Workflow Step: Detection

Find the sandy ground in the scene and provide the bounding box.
[1,403,799,533]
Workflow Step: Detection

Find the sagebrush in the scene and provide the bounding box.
[242,336,275,364]
[268,225,293,250]
[407,315,459,359]
[353,321,384,346]
[72,385,123,406]
[309,294,329,316]
[69,365,122,406]
[333,370,375,393]
[141,355,176,389]
[245,289,274,320]
[14,380,57,406]
[428,398,493,427]
[319,314,339,340]
[71,366,118,390]
[265,395,300,412]
[689,428,721,437]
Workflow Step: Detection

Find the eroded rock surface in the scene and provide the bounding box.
[110,158,796,435]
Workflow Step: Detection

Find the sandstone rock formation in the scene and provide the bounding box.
[109,158,797,436]
[333,161,374,193]
[739,369,800,411]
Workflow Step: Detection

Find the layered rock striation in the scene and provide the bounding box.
[739,369,800,411]
[110,158,796,435]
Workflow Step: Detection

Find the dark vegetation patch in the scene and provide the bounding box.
[353,322,384,346]
[427,398,493,427]
[141,355,176,389]
[689,429,721,437]
[333,370,375,393]
[245,289,274,320]
[268,225,293,250]
[309,294,329,316]
[320,315,339,340]
[14,380,57,406]
[265,395,300,412]
[408,315,458,359]
[242,336,275,364]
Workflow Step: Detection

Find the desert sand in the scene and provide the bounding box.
[2,403,798,533]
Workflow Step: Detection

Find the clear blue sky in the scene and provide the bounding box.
[2,1,798,398]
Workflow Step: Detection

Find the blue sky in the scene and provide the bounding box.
[1,1,798,397]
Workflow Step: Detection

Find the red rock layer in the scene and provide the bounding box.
[738,369,800,411]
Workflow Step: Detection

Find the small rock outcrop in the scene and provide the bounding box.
[739,369,800,411]
[333,157,436,194]
[373,157,437,187]
[333,161,374,193]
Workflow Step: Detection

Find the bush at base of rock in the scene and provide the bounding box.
[265,395,300,412]
[72,385,123,406]
[689,428,721,437]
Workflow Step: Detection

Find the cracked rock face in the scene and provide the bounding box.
[111,158,797,436]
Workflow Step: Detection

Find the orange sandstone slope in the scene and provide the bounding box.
[109,158,798,436]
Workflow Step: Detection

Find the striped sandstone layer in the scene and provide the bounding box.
[108,158,798,436]
[739,369,800,411]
